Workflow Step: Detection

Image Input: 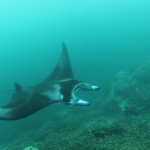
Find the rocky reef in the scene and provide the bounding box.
[107,62,150,116]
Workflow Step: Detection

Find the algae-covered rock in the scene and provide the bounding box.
[133,62,150,84]
[24,146,39,150]
[107,62,150,115]
[110,71,137,98]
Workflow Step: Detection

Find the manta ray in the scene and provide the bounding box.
[0,43,100,120]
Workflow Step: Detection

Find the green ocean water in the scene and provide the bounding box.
[0,0,150,149]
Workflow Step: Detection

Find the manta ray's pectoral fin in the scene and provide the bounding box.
[11,83,29,104]
[14,83,23,92]
[44,43,73,83]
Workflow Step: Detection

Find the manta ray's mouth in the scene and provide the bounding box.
[69,82,100,106]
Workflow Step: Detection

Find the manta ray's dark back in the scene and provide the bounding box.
[44,43,74,82]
